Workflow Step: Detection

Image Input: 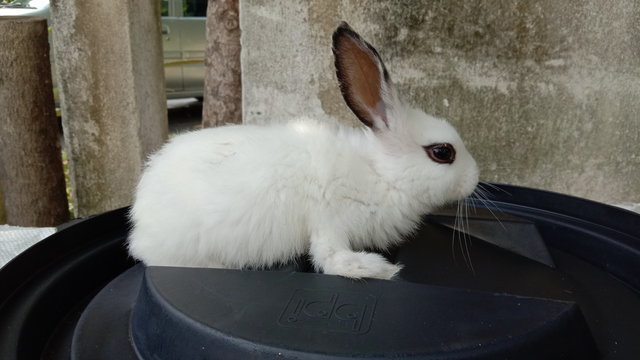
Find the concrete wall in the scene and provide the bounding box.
[51,0,168,216]
[240,0,640,205]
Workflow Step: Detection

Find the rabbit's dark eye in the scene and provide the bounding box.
[423,143,456,164]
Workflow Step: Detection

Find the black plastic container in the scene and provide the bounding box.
[0,183,638,359]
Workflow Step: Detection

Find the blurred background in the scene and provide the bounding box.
[1,0,638,226]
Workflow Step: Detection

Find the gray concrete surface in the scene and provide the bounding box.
[50,0,168,217]
[240,0,639,205]
[0,225,55,268]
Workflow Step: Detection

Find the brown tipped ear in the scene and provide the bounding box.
[332,22,392,131]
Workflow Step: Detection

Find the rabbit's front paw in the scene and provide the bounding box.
[322,251,402,280]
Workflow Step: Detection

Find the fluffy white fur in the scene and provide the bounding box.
[128,23,479,279]
[128,112,478,279]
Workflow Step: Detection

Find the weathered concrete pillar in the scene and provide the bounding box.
[50,0,168,217]
[203,0,242,127]
[0,17,69,226]
[0,183,6,224]
[240,0,640,205]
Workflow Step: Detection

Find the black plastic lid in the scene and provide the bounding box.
[129,266,597,359]
[0,183,638,359]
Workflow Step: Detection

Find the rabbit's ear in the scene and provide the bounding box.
[333,22,395,131]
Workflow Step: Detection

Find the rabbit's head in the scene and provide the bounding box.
[333,22,478,209]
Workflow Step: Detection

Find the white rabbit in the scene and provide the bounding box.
[128,22,479,279]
